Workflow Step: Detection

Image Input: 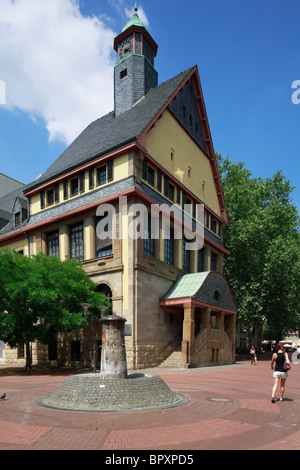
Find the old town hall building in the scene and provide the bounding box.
[0,6,236,369]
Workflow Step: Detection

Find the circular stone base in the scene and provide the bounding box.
[37,373,189,412]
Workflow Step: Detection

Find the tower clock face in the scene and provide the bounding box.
[119,37,133,59]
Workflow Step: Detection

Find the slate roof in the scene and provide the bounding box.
[25,66,195,192]
[161,271,237,312]
[0,186,28,234]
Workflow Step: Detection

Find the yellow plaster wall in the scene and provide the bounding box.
[146,111,221,216]
[0,238,28,255]
[30,154,129,216]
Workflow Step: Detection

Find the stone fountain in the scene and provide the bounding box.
[37,315,188,412]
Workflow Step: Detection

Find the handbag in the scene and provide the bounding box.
[283,362,291,371]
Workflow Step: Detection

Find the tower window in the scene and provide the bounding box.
[120,69,127,79]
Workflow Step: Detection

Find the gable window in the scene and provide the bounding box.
[47,231,59,257]
[70,223,84,262]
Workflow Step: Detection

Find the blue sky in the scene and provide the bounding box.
[1,0,300,214]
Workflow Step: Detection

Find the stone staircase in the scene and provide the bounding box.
[159,348,182,368]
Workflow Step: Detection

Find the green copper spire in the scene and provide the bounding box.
[121,3,148,32]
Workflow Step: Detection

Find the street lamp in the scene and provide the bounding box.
[81,303,91,320]
[98,306,109,318]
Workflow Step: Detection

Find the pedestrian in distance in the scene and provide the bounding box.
[271,344,291,403]
[250,346,256,365]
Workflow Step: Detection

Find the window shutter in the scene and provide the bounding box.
[157,171,162,192]
[40,190,45,209]
[164,176,169,197]
[142,159,148,180]
[177,187,181,205]
[54,184,59,203]
[79,173,85,193]
[107,160,114,182]
[89,168,94,189]
[63,181,68,200]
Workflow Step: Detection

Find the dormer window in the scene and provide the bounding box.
[15,212,21,227]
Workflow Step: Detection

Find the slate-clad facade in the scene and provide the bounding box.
[0,7,236,369]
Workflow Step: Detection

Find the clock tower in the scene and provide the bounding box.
[113,4,158,117]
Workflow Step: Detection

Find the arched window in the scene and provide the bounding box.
[95,283,112,302]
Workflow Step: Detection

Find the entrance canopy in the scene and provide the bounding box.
[160,271,237,314]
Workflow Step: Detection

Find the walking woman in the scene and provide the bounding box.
[271,344,291,402]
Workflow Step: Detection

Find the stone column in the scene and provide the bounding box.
[99,315,127,379]
[84,216,96,261]
[216,311,224,330]
[59,225,69,260]
[204,247,211,271]
[181,302,195,365]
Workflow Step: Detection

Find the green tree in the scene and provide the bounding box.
[0,249,110,370]
[217,154,300,346]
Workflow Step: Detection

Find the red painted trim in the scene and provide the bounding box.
[135,140,227,226]
[24,142,138,197]
[137,66,228,224]
[0,187,136,244]
[127,186,230,255]
[0,185,229,256]
[160,298,236,314]
[160,270,237,313]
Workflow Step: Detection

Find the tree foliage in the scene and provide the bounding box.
[0,250,110,369]
[217,154,300,344]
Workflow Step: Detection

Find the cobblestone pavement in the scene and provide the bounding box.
[0,359,299,451]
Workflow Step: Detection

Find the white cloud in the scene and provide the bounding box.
[0,0,117,144]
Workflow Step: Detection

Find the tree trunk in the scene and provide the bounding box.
[25,340,32,371]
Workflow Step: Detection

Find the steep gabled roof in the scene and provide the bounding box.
[23,65,227,223]
[25,67,195,193]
